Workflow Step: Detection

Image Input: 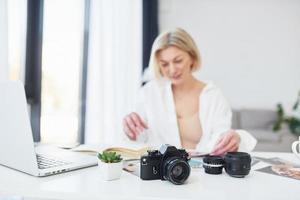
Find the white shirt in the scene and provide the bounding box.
[134,78,257,153]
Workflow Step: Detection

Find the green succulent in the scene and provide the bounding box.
[97,151,123,163]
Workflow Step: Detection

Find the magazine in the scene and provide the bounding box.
[254,156,300,180]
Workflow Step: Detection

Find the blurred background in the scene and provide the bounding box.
[0,0,299,151]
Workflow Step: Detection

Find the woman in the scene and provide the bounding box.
[123,28,256,155]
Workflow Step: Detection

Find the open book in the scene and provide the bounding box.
[71,143,151,160]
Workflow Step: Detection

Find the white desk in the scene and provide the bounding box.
[0,152,299,200]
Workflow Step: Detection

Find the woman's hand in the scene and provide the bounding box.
[123,112,148,140]
[210,130,240,156]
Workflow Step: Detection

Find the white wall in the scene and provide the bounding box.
[0,0,8,81]
[159,0,300,110]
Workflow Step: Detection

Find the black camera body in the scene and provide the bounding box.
[140,144,191,185]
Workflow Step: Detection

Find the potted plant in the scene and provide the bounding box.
[273,91,300,136]
[97,151,123,181]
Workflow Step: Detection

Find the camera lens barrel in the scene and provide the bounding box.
[164,157,191,185]
[224,152,251,178]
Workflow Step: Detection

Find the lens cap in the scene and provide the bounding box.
[203,156,224,175]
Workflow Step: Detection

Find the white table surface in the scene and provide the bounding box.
[0,152,300,200]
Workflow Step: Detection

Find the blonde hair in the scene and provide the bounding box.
[148,28,201,78]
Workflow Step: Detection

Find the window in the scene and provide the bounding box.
[11,0,142,146]
[40,0,85,146]
[8,0,27,81]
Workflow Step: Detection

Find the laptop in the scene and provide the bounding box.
[0,81,97,176]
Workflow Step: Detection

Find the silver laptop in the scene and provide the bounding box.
[0,81,97,176]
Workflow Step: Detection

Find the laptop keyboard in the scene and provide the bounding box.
[36,154,72,169]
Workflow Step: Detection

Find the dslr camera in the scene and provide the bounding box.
[140,144,191,185]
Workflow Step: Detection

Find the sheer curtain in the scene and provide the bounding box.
[0,0,8,81]
[1,0,27,82]
[85,0,142,144]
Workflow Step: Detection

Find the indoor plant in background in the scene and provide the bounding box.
[97,151,123,181]
[273,91,300,136]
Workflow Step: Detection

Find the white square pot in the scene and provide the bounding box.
[98,160,123,181]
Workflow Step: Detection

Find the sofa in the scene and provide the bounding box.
[232,109,297,152]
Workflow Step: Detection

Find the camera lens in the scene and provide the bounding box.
[224,152,251,178]
[203,156,224,175]
[163,157,190,185]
